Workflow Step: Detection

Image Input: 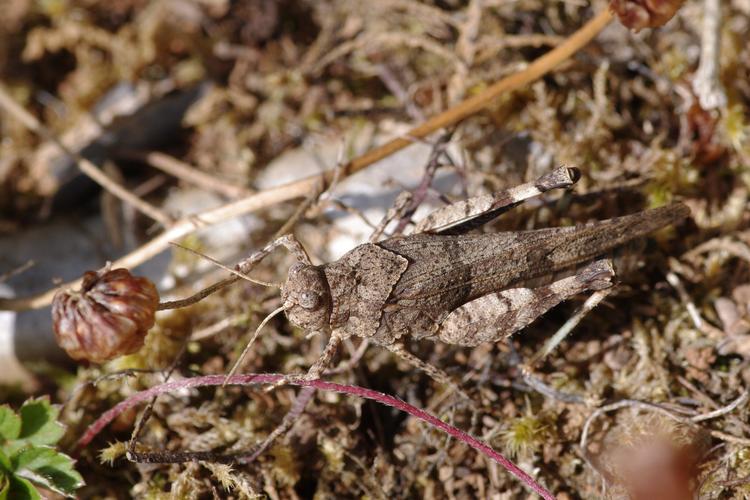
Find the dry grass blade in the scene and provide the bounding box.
[0,8,614,312]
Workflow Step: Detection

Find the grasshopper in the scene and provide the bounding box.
[249,166,688,389]
[137,165,687,464]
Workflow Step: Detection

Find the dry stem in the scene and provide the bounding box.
[692,0,726,110]
[118,150,253,199]
[0,85,172,226]
[0,8,614,312]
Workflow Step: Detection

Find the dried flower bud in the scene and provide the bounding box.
[610,0,685,31]
[52,267,159,363]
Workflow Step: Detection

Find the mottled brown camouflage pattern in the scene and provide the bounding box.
[281,166,689,349]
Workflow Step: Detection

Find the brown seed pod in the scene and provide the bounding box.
[52,267,159,363]
[610,0,686,31]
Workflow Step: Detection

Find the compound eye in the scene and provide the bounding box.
[299,291,319,310]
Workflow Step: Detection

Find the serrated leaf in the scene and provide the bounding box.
[13,447,83,497]
[1,475,40,500]
[0,407,21,441]
[17,399,64,447]
[12,447,55,470]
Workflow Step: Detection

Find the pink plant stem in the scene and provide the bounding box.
[77,374,555,499]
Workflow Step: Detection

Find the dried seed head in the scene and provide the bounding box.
[610,0,685,31]
[52,267,159,363]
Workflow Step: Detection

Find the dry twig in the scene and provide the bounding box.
[692,0,726,110]
[0,85,172,226]
[117,150,253,199]
[0,8,614,312]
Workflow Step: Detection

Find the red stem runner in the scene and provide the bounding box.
[77,374,555,499]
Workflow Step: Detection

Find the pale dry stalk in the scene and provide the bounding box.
[0,8,614,312]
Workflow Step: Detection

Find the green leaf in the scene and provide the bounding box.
[13,447,83,497]
[0,407,21,441]
[17,399,64,447]
[0,471,8,500]
[12,446,54,470]
[1,476,40,500]
[0,449,11,472]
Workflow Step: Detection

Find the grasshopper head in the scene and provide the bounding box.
[281,262,331,331]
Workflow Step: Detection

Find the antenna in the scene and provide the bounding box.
[169,241,280,288]
[223,305,286,387]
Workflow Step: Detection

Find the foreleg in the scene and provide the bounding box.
[160,234,312,310]
[265,329,345,392]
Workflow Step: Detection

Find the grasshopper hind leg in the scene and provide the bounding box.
[414,166,580,235]
[437,259,615,347]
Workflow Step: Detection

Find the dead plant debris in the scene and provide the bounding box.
[1,0,750,498]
